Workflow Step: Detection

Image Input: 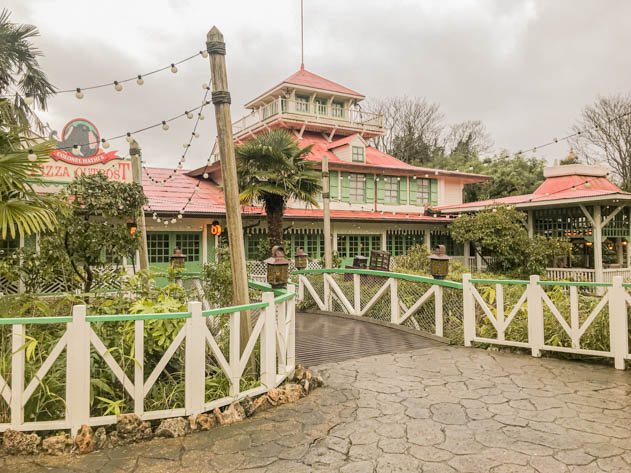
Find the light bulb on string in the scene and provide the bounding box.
[157,217,161,222]
[171,218,176,224]
[200,50,208,58]
[178,213,183,219]
[170,63,178,73]
[24,96,34,106]
[164,220,169,225]
[162,121,169,131]
[27,149,37,162]
[202,83,209,90]
[186,111,193,119]
[125,133,133,143]
[136,75,144,85]
[193,132,199,138]
[75,88,84,99]
[183,143,190,149]
[101,138,110,149]
[198,114,204,120]
[72,145,80,154]
[114,81,123,92]
[203,173,209,179]
[177,163,183,169]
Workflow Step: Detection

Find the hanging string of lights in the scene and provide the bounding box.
[142,82,212,185]
[1,50,209,103]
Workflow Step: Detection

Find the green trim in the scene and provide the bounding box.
[469,279,530,285]
[274,292,296,304]
[293,268,462,289]
[202,301,269,316]
[0,316,73,325]
[537,281,613,288]
[86,312,191,322]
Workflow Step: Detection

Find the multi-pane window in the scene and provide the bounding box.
[296,95,310,113]
[331,101,344,118]
[386,233,425,256]
[349,174,364,202]
[337,234,382,260]
[352,146,365,162]
[175,233,201,262]
[383,177,398,203]
[337,235,347,258]
[0,237,19,258]
[416,178,431,204]
[147,233,170,263]
[314,97,327,115]
[431,231,464,256]
[246,234,265,260]
[305,233,324,259]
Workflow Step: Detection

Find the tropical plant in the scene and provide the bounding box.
[0,8,56,133]
[236,129,322,248]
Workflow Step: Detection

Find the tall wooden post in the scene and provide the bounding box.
[322,156,332,268]
[593,205,603,282]
[206,27,252,344]
[129,140,149,271]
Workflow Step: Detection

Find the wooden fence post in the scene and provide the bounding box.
[353,273,361,315]
[390,278,399,324]
[134,319,144,416]
[286,284,296,373]
[185,302,205,415]
[260,292,277,388]
[527,275,543,357]
[298,275,305,301]
[66,305,90,436]
[228,310,240,396]
[462,274,474,347]
[610,276,628,370]
[434,285,444,337]
[11,324,25,428]
[323,274,331,311]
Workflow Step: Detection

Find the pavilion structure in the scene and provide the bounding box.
[438,161,631,282]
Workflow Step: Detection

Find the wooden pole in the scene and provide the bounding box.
[206,27,252,344]
[322,156,332,268]
[129,140,149,271]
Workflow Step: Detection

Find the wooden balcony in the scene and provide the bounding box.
[233,98,385,140]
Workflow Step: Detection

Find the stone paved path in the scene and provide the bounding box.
[5,346,631,472]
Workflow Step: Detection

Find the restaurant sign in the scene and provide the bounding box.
[41,118,131,183]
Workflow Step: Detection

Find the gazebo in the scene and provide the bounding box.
[438,162,631,282]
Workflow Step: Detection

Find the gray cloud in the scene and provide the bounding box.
[6,0,631,168]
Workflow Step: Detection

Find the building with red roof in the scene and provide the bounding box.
[142,66,490,271]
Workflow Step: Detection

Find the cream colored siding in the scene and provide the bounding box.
[442,180,465,206]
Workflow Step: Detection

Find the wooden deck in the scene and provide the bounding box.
[295,312,441,367]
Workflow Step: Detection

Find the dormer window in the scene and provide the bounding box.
[332,101,344,118]
[296,94,310,113]
[314,97,327,115]
[352,146,365,162]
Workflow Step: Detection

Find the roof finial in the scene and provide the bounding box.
[300,0,305,70]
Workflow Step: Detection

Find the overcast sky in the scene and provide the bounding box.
[6,0,631,169]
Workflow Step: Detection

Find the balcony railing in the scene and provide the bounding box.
[233,98,384,136]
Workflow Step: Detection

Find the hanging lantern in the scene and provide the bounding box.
[170,247,187,270]
[294,247,308,270]
[428,245,450,280]
[264,245,290,288]
[623,240,628,247]
[585,241,593,247]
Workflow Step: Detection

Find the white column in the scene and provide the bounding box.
[202,223,208,264]
[184,301,205,415]
[527,210,534,238]
[593,206,603,283]
[424,229,431,250]
[66,305,90,436]
[610,276,628,370]
[381,230,387,251]
[527,275,543,357]
[260,292,277,388]
[616,237,624,265]
[464,241,471,268]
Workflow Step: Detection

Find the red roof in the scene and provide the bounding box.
[327,134,362,150]
[438,174,628,211]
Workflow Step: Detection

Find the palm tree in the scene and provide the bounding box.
[236,129,322,249]
[0,8,56,133]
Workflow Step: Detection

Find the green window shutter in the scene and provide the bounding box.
[398,178,408,204]
[430,179,438,205]
[365,174,375,203]
[329,171,339,200]
[409,178,418,205]
[376,178,385,203]
[341,172,350,201]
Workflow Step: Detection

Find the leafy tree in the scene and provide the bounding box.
[0,9,56,133]
[450,206,570,277]
[53,173,146,292]
[0,101,58,239]
[236,129,321,248]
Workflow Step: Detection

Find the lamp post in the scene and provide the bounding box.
[294,247,308,271]
[170,247,187,270]
[428,245,450,279]
[265,245,290,289]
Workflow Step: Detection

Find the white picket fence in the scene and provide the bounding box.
[0,286,296,435]
[296,269,459,338]
[463,274,630,370]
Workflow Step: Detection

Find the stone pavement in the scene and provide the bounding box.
[5,345,631,472]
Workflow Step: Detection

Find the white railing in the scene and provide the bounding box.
[0,286,296,435]
[463,274,629,370]
[296,268,461,338]
[545,267,631,283]
[233,98,384,136]
[249,259,323,282]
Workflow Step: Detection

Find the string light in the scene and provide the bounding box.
[27,149,37,162]
[24,96,34,106]
[162,121,169,131]
[200,50,208,58]
[186,111,193,119]
[136,75,144,86]
[170,63,178,73]
[125,133,133,143]
[101,138,110,149]
[75,88,84,99]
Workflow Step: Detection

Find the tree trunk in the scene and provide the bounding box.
[266,201,285,251]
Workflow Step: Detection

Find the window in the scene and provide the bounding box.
[337,235,347,258]
[383,177,398,203]
[246,234,265,260]
[352,146,365,162]
[314,97,327,115]
[175,233,201,262]
[147,233,170,263]
[416,178,431,204]
[387,232,425,256]
[349,174,364,202]
[306,233,324,259]
[431,231,464,256]
[337,234,382,259]
[332,101,344,118]
[0,236,19,259]
[296,95,310,113]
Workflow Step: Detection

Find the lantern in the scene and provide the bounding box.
[428,245,450,280]
[170,247,187,270]
[352,255,368,268]
[265,245,290,288]
[623,240,628,247]
[294,247,308,270]
[585,241,593,247]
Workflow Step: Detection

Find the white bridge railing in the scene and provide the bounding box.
[0,284,296,435]
[463,274,630,370]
